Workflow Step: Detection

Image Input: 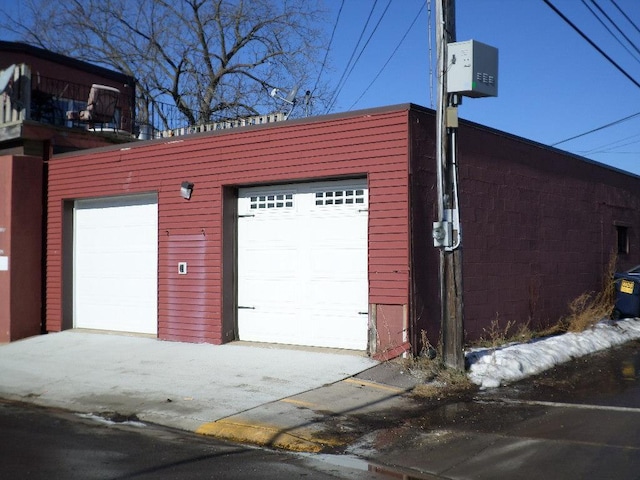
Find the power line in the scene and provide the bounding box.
[610,0,640,37]
[325,0,379,113]
[347,1,426,111]
[338,0,393,99]
[542,0,640,90]
[551,110,640,146]
[582,132,640,155]
[312,0,344,96]
[585,0,640,61]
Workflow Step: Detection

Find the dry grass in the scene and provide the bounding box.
[411,366,475,399]
[565,288,615,332]
[406,331,476,399]
[553,253,617,334]
[474,316,534,349]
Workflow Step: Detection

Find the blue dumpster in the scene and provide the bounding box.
[613,266,640,319]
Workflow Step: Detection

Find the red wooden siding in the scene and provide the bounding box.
[46,107,413,348]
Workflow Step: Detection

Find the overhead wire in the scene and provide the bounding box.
[584,0,640,61]
[551,110,640,146]
[347,1,426,111]
[610,0,640,37]
[324,0,379,113]
[544,0,640,150]
[312,0,344,96]
[581,132,640,155]
[542,0,640,90]
[339,0,393,96]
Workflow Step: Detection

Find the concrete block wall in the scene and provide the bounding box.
[459,124,639,339]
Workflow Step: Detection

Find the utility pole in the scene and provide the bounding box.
[434,0,465,371]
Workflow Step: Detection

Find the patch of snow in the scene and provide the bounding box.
[466,318,640,389]
[75,412,147,428]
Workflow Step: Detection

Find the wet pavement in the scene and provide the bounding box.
[330,339,640,479]
[2,331,640,478]
[485,337,640,406]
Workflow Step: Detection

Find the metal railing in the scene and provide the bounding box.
[1,64,132,132]
[1,63,287,140]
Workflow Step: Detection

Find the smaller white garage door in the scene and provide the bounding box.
[237,179,369,350]
[74,194,158,334]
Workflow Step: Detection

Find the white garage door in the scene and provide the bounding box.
[74,194,158,334]
[238,179,369,350]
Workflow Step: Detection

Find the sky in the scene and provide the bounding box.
[2,1,640,176]
[322,0,640,176]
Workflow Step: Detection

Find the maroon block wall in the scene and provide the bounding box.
[459,123,640,340]
[409,107,640,349]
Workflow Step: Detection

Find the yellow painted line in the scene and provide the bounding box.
[279,398,319,409]
[342,377,406,394]
[195,418,345,453]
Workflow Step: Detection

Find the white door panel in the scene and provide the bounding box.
[74,195,158,334]
[238,180,368,350]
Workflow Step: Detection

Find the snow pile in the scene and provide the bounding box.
[466,318,640,389]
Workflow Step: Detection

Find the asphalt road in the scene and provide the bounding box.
[0,400,405,480]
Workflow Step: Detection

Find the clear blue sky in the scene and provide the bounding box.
[324,0,640,176]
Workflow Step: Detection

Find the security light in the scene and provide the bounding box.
[180,181,194,200]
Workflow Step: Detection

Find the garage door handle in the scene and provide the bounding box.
[358,311,368,315]
[238,306,256,310]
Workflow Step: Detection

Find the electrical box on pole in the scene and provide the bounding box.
[447,40,498,98]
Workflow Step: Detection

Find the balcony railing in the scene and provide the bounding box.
[1,63,287,141]
[1,64,130,133]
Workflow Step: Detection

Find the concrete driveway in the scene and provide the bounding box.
[0,330,378,432]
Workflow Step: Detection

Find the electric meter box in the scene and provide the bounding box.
[447,40,498,98]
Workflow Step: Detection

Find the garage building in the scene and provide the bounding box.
[45,104,640,358]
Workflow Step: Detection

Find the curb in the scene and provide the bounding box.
[195,377,415,453]
[196,418,344,453]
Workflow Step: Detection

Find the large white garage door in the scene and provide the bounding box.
[74,194,158,335]
[238,179,368,350]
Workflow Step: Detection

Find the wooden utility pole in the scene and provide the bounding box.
[435,0,465,370]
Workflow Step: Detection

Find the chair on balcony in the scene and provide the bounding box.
[66,84,120,130]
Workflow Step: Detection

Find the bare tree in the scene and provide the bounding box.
[2,0,330,129]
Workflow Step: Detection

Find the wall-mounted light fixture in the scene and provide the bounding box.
[180,181,194,200]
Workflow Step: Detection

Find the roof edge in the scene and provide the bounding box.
[0,40,135,85]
